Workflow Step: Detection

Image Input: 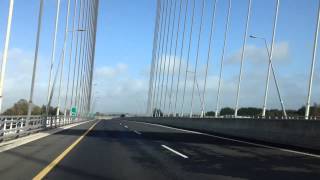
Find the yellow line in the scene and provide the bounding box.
[33,120,100,180]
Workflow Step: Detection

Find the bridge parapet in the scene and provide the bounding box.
[127,117,320,152]
[0,115,92,141]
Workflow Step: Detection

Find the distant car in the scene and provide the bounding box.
[120,114,126,118]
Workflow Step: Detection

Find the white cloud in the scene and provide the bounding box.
[1,43,319,115]
[226,42,290,64]
[0,48,67,112]
[93,63,148,114]
[96,63,128,78]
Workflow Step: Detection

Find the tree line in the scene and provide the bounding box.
[153,103,320,117]
[2,99,63,116]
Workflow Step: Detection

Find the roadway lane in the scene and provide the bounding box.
[0,120,98,180]
[123,120,320,179]
[46,118,320,180]
[0,118,320,179]
[46,118,188,180]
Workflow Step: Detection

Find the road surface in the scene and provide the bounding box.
[0,118,319,179]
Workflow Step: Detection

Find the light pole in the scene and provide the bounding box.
[46,29,87,120]
[249,35,287,118]
[0,0,14,113]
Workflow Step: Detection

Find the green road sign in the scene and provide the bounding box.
[71,107,77,117]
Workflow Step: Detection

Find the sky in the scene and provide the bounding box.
[0,0,319,114]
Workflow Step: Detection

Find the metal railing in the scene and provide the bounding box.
[0,115,91,141]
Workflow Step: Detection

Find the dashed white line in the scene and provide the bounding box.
[130,121,320,159]
[124,125,128,129]
[133,130,141,135]
[161,145,188,159]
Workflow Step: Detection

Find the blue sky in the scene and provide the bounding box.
[0,0,319,114]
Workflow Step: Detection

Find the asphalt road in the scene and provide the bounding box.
[0,118,319,180]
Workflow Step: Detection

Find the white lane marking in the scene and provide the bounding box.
[120,123,122,125]
[124,125,128,129]
[133,130,141,135]
[130,121,320,159]
[161,145,188,159]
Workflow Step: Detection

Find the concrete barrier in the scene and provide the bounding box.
[126,117,320,151]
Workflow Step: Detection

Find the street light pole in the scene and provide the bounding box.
[0,0,14,113]
[250,35,287,118]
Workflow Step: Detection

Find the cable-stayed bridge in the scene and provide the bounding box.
[0,0,320,180]
[147,0,319,120]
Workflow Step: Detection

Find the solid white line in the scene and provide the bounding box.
[161,145,188,159]
[133,130,141,135]
[130,121,320,159]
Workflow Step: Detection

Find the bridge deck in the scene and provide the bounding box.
[0,118,319,179]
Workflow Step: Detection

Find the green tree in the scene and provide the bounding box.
[2,99,62,116]
[2,99,28,115]
[205,111,215,116]
[238,107,262,116]
[220,107,234,116]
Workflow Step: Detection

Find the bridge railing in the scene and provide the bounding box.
[0,115,91,141]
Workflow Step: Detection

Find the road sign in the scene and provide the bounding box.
[71,107,77,117]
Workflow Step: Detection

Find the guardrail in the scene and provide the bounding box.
[0,115,90,141]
